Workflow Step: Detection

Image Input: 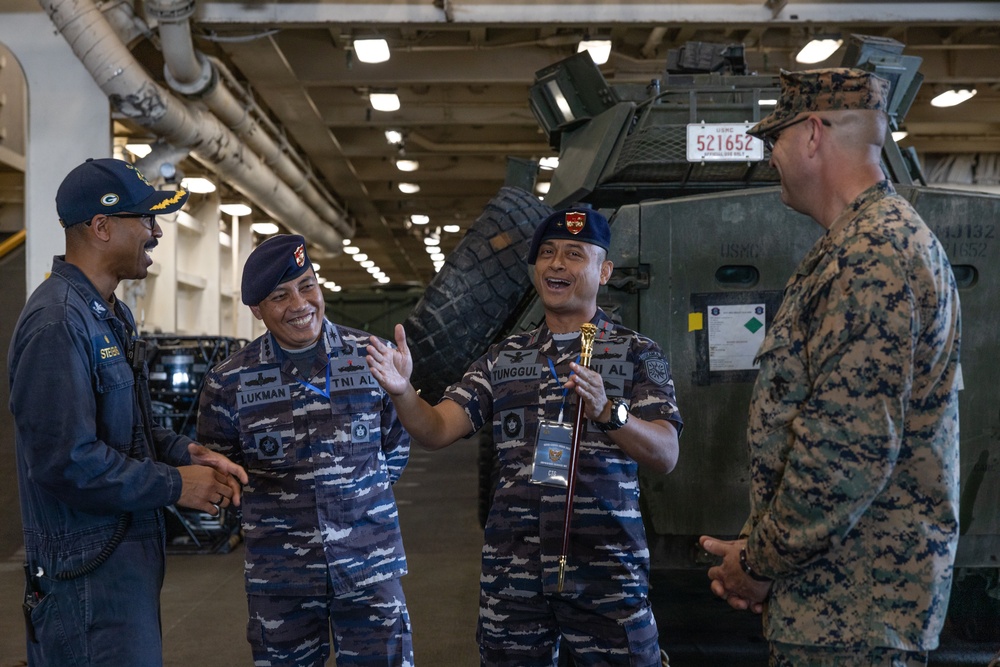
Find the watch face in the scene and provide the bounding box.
[614,401,629,424]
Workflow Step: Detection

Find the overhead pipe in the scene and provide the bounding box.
[146,0,349,230]
[39,0,351,253]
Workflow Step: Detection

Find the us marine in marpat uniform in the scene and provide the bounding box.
[198,234,413,667]
[700,68,962,667]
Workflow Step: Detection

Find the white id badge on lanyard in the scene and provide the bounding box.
[530,420,573,487]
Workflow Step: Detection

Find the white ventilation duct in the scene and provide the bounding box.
[146,0,349,238]
[39,0,352,253]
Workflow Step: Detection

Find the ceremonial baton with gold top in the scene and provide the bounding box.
[557,322,597,592]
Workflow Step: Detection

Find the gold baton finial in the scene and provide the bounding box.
[579,323,597,368]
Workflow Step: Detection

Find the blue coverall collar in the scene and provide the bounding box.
[50,255,119,323]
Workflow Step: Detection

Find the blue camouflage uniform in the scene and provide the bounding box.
[9,256,193,666]
[197,319,412,666]
[443,309,683,666]
[744,181,961,658]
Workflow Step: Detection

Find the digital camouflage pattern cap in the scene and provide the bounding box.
[748,68,891,139]
[241,234,312,305]
[527,207,611,264]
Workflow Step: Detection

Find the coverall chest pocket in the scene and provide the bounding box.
[95,357,134,393]
[94,358,137,453]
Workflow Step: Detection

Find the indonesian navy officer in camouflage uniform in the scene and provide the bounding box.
[367,208,682,666]
[699,69,962,667]
[197,234,413,667]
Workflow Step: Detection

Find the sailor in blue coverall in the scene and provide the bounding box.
[9,158,246,666]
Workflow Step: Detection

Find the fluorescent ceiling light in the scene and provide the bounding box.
[370,92,400,112]
[352,253,369,262]
[410,214,429,225]
[251,222,279,235]
[396,159,419,172]
[366,266,380,274]
[577,39,612,65]
[398,182,420,194]
[423,236,440,246]
[360,260,375,268]
[539,156,560,170]
[180,177,216,193]
[891,130,909,142]
[535,182,551,194]
[354,38,390,64]
[125,143,152,158]
[931,88,977,108]
[344,245,360,254]
[795,39,843,64]
[424,245,438,254]
[220,203,252,217]
[377,276,390,284]
[758,98,778,106]
[431,252,445,262]
[311,262,321,271]
[342,239,352,246]
[385,130,403,145]
[443,224,461,233]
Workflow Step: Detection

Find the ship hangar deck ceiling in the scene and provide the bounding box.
[15,1,1000,289]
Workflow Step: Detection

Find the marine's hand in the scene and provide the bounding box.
[700,535,770,614]
[186,442,248,506]
[366,323,414,396]
[567,362,610,422]
[176,465,242,516]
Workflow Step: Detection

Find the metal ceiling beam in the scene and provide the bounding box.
[196,2,1000,25]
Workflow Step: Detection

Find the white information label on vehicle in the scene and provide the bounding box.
[707,303,766,372]
[686,123,764,162]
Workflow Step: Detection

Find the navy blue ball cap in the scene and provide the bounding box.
[56,157,188,227]
[242,234,312,305]
[527,207,611,264]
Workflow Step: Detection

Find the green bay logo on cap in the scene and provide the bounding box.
[101,193,120,207]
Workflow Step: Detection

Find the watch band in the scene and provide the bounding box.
[594,398,628,432]
[739,547,772,582]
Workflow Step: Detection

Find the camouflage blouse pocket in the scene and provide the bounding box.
[750,318,807,436]
[243,425,297,469]
[754,318,791,368]
[237,393,296,469]
[346,414,380,455]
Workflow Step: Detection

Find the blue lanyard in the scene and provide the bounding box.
[294,354,332,399]
[547,356,579,423]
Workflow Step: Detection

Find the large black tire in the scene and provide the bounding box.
[404,186,553,402]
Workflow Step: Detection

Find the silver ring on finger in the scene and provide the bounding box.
[211,502,221,516]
